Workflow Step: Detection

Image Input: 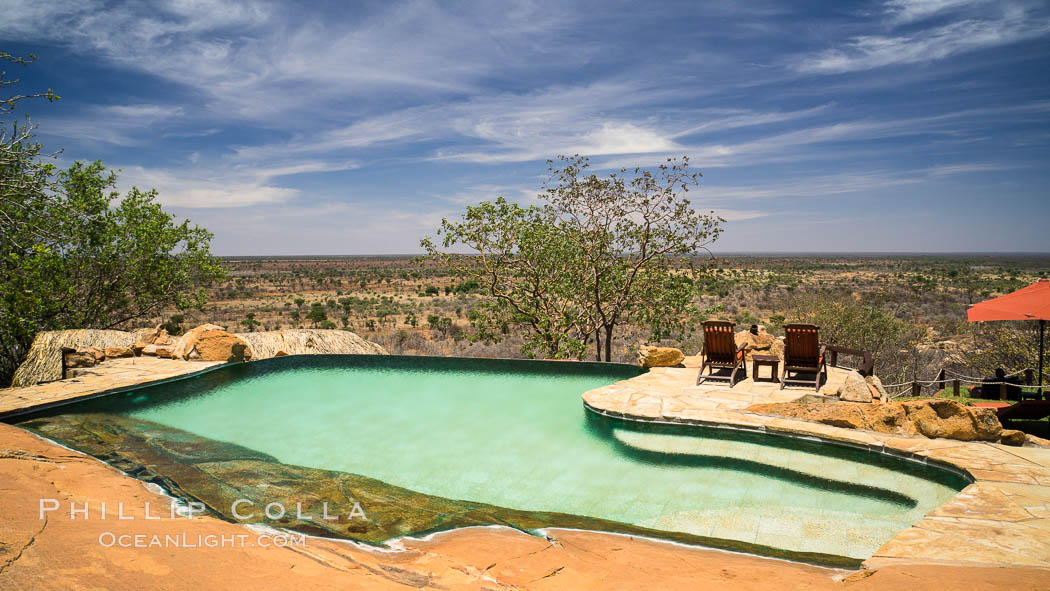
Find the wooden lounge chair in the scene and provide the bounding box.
[781,323,826,391]
[696,320,746,386]
[997,400,1050,422]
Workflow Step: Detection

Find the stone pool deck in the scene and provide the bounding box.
[0,357,223,417]
[582,365,1050,569]
[1,359,1049,588]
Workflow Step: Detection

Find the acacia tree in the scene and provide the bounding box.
[544,155,723,361]
[422,155,723,361]
[422,198,594,358]
[0,51,225,385]
[1,52,60,244]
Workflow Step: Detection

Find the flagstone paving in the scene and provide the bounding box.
[581,365,1050,569]
[0,357,223,417]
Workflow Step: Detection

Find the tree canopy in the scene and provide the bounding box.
[0,51,224,385]
[422,155,723,361]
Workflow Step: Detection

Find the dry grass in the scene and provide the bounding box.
[10,329,138,387]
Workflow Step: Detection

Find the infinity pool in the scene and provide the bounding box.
[17,356,968,561]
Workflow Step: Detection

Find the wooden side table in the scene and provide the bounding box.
[752,354,780,383]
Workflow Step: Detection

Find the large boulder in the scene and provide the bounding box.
[839,370,873,403]
[193,330,253,362]
[901,399,1002,441]
[734,326,783,362]
[637,346,685,368]
[171,323,225,360]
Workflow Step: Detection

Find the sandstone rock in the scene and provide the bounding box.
[63,351,97,369]
[132,341,149,356]
[746,402,869,430]
[734,326,783,362]
[839,370,873,403]
[80,346,106,363]
[865,403,919,437]
[274,350,289,357]
[969,406,1003,441]
[902,399,1001,441]
[999,429,1027,446]
[809,404,868,429]
[155,346,175,359]
[1025,434,1050,448]
[193,330,253,362]
[637,346,685,369]
[866,375,887,400]
[103,346,134,359]
[172,323,224,360]
[133,324,172,345]
[746,398,999,440]
[821,384,843,396]
[141,344,159,356]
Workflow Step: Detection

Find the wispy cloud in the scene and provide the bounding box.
[798,2,1050,73]
[41,103,184,146]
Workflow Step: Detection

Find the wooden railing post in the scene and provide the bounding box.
[912,382,921,397]
[935,368,946,392]
[1025,369,1034,386]
[953,379,960,397]
[1000,382,1008,401]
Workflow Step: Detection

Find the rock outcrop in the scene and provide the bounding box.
[12,326,388,386]
[638,346,685,368]
[237,329,387,358]
[746,399,1003,442]
[11,329,139,387]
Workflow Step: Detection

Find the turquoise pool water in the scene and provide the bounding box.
[100,356,964,560]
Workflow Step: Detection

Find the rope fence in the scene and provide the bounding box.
[882,366,1045,401]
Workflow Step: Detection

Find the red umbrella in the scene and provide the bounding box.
[968,277,1049,388]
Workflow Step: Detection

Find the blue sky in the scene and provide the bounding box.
[2,0,1048,254]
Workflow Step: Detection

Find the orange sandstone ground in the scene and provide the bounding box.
[1,423,1048,590]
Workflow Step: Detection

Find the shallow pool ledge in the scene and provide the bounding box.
[581,366,1050,569]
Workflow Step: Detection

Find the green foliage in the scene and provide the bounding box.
[164,313,185,336]
[1,160,225,383]
[1,54,224,384]
[422,155,723,361]
[786,293,925,383]
[967,322,1045,386]
[307,302,328,326]
[240,312,260,332]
